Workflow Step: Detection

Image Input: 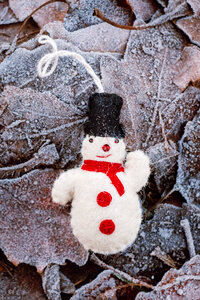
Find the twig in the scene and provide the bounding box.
[7,0,69,54]
[159,111,170,153]
[0,261,13,277]
[143,187,176,218]
[18,0,68,39]
[93,1,189,31]
[93,8,155,30]
[17,30,40,44]
[180,219,196,258]
[150,246,181,268]
[90,253,154,290]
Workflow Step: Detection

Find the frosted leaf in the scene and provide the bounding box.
[166,1,200,47]
[127,0,158,21]
[9,0,69,28]
[164,0,191,18]
[147,141,178,193]
[42,264,75,299]
[136,255,200,300]
[173,46,200,91]
[60,271,75,294]
[0,263,46,300]
[64,0,133,32]
[42,264,61,300]
[101,23,200,151]
[0,169,88,271]
[176,111,200,206]
[156,0,168,7]
[0,143,59,179]
[21,21,128,56]
[0,39,104,108]
[181,204,200,253]
[0,0,18,25]
[176,17,200,48]
[71,270,121,300]
[142,0,192,27]
[100,204,200,281]
[0,85,84,170]
[45,21,130,54]
[187,0,200,15]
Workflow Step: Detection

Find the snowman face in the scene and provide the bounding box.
[81,135,126,163]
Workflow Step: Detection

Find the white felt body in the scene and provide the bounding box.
[70,169,142,254]
[52,136,150,254]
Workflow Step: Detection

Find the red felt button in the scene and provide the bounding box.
[102,144,110,152]
[99,219,115,235]
[97,191,112,207]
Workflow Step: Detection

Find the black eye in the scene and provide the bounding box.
[89,138,93,143]
[114,139,119,144]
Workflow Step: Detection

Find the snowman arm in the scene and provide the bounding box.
[125,150,150,192]
[52,169,77,205]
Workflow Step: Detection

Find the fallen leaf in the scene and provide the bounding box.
[71,270,124,300]
[127,0,158,21]
[136,255,200,299]
[0,143,59,179]
[42,264,75,300]
[0,169,88,271]
[176,110,200,206]
[42,21,130,54]
[0,263,46,299]
[9,0,69,28]
[168,0,200,48]
[147,141,178,193]
[0,0,18,25]
[173,45,200,91]
[163,0,191,18]
[64,0,133,32]
[100,203,200,282]
[60,271,75,294]
[187,0,200,15]
[176,17,200,48]
[101,24,200,150]
[0,85,84,170]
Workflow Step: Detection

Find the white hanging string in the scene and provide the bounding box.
[37,35,104,93]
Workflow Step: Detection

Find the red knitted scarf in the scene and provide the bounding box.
[81,160,125,196]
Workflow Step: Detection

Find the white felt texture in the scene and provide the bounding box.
[52,169,78,205]
[125,150,150,193]
[52,136,150,254]
[81,135,126,163]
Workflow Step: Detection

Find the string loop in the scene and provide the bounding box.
[37,35,104,93]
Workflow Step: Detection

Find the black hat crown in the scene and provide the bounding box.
[84,93,125,138]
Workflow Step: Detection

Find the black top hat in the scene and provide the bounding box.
[84,93,125,138]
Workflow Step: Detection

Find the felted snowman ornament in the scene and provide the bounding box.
[37,36,150,255]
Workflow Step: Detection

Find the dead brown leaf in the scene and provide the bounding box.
[0,0,18,25]
[176,17,200,48]
[100,203,200,281]
[127,0,158,21]
[0,169,88,271]
[9,0,69,28]
[40,21,130,55]
[173,45,200,92]
[0,85,84,170]
[100,24,200,150]
[136,255,200,299]
[64,0,133,32]
[176,110,200,206]
[71,270,125,300]
[0,263,46,299]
